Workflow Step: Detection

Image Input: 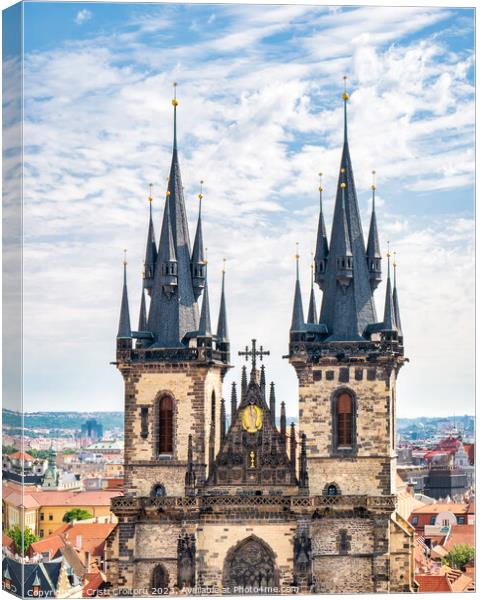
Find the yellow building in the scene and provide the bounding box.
[2,483,121,538]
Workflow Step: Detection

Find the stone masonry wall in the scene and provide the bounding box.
[122,362,224,496]
[296,363,397,496]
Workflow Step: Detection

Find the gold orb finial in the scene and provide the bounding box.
[342,75,349,101]
[123,249,127,266]
[204,247,208,265]
[172,81,179,107]
[318,172,323,192]
[340,167,345,174]
[371,170,377,191]
[148,182,153,202]
[393,251,397,269]
[386,240,391,258]
[295,241,300,261]
[222,257,226,274]
[340,182,347,189]
[198,180,204,201]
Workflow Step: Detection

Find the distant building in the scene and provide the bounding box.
[2,451,48,486]
[42,448,81,492]
[78,419,103,444]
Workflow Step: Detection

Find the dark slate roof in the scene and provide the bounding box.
[366,187,381,259]
[157,192,176,264]
[393,273,403,336]
[318,100,378,340]
[144,200,158,278]
[314,187,329,263]
[216,270,229,342]
[147,105,199,347]
[307,279,317,324]
[117,261,131,338]
[382,257,397,331]
[2,556,63,598]
[291,259,305,332]
[191,198,205,265]
[138,286,147,331]
[198,270,212,336]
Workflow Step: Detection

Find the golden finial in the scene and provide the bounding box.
[166,190,171,197]
[123,249,127,266]
[386,240,391,258]
[318,172,323,193]
[340,182,347,189]
[371,170,376,192]
[393,251,397,269]
[295,242,300,261]
[204,247,208,265]
[172,81,179,107]
[342,75,349,101]
[222,257,226,274]
[340,167,345,174]
[198,180,204,201]
[249,450,255,469]
[148,183,153,202]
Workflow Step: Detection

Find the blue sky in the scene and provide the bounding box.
[6,2,474,416]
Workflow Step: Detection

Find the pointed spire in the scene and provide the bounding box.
[299,433,309,492]
[382,243,397,333]
[269,382,276,426]
[138,279,148,331]
[291,243,305,332]
[185,433,196,495]
[366,171,382,290]
[290,422,297,472]
[260,364,266,399]
[230,382,237,423]
[117,250,132,339]
[157,186,178,296]
[172,81,178,152]
[147,86,199,348]
[393,252,403,337]
[216,260,229,341]
[280,401,287,439]
[220,398,226,441]
[198,265,212,336]
[314,172,329,289]
[317,77,378,341]
[143,183,158,295]
[241,365,248,401]
[307,257,318,324]
[191,180,207,300]
[342,75,349,144]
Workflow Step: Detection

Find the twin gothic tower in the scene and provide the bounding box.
[107,83,414,595]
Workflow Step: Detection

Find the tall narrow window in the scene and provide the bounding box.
[337,393,353,447]
[158,396,173,454]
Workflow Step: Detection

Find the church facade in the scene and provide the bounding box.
[105,84,416,595]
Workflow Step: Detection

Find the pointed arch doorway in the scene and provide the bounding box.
[223,536,278,594]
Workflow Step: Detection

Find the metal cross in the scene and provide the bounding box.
[238,339,270,373]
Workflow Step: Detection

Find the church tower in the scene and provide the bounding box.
[288,79,411,593]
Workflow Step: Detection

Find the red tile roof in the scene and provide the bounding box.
[443,525,475,551]
[9,451,36,461]
[29,535,65,559]
[52,522,117,557]
[416,575,452,592]
[83,571,105,597]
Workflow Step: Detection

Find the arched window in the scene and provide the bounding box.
[158,396,173,455]
[152,564,169,594]
[327,484,338,497]
[151,484,165,498]
[336,392,353,448]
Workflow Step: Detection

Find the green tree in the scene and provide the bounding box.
[62,508,93,523]
[6,525,39,556]
[2,445,17,455]
[443,544,475,570]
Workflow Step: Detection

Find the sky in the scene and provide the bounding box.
[4,1,475,417]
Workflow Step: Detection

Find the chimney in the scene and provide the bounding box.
[75,535,82,550]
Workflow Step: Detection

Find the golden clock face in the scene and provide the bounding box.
[242,404,263,433]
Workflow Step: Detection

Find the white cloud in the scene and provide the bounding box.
[20,6,474,417]
[75,9,92,26]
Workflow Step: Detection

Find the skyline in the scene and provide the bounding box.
[4,3,475,417]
